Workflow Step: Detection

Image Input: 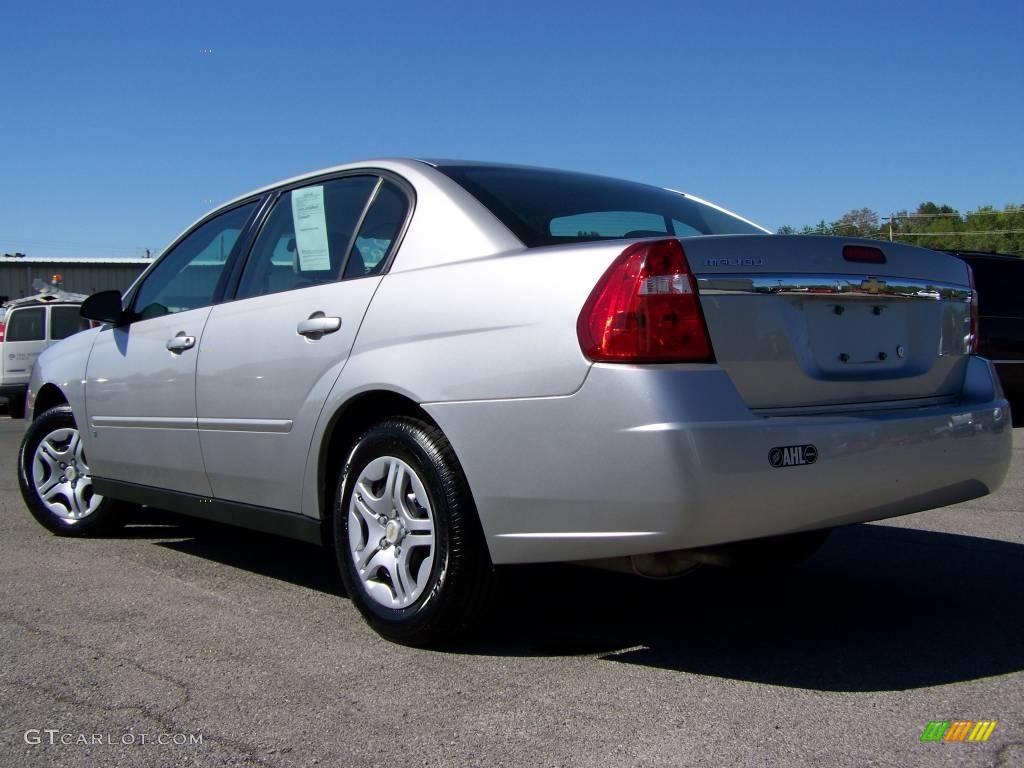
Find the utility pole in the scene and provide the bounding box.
[889,213,894,242]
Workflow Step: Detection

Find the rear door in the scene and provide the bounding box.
[195,174,411,512]
[3,306,47,385]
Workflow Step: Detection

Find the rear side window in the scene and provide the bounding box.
[6,307,45,341]
[969,258,1023,318]
[344,180,409,279]
[50,306,87,339]
[236,176,378,299]
[436,165,763,247]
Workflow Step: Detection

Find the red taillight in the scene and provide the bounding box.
[577,239,714,363]
[843,244,887,264]
[0,323,5,342]
[967,264,979,354]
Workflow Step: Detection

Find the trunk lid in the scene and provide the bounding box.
[685,235,974,410]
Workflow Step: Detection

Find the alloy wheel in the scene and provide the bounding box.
[32,427,102,521]
[348,456,436,609]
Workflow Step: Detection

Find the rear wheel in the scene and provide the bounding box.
[333,417,492,646]
[18,405,125,535]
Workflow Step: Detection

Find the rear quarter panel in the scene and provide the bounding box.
[339,242,623,402]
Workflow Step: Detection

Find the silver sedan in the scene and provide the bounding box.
[19,159,1012,644]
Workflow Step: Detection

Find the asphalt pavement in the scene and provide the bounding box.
[0,417,1021,768]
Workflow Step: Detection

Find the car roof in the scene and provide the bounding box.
[4,299,83,309]
[4,292,86,309]
[419,158,591,171]
[219,158,433,209]
[220,157,701,210]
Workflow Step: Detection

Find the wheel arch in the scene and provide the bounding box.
[317,389,451,541]
[33,383,69,420]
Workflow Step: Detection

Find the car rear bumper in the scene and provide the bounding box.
[425,357,1012,564]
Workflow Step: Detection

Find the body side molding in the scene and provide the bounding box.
[92,478,323,545]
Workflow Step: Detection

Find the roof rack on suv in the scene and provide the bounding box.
[2,287,90,310]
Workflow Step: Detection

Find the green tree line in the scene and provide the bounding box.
[778,203,1024,256]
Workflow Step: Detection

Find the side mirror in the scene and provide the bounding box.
[80,290,125,325]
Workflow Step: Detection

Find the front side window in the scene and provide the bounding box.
[436,165,764,247]
[50,306,88,339]
[236,176,378,300]
[6,307,46,341]
[132,202,258,320]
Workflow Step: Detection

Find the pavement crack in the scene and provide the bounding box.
[0,610,278,768]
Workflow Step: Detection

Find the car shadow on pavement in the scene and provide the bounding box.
[116,510,1024,693]
[116,508,345,597]
[469,523,1024,692]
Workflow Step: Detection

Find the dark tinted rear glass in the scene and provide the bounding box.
[6,307,45,341]
[965,257,1024,318]
[436,165,763,247]
[50,305,88,339]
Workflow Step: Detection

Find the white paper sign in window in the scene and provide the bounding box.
[291,186,331,271]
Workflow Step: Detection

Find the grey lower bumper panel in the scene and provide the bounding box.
[427,357,1013,564]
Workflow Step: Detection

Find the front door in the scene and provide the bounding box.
[84,201,259,494]
[196,175,410,512]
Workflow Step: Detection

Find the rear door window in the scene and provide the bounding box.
[236,176,378,299]
[6,307,46,341]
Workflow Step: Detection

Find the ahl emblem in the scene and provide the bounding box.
[769,444,818,468]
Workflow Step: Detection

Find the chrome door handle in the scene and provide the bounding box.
[297,312,341,339]
[166,332,196,352]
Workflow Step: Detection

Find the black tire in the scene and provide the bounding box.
[333,417,492,646]
[8,394,26,419]
[18,405,125,536]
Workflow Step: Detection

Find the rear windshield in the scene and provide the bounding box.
[436,165,764,247]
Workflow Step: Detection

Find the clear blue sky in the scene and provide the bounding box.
[2,0,1021,258]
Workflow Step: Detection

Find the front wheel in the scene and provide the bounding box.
[18,405,125,535]
[333,417,492,646]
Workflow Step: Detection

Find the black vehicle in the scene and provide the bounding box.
[949,251,1023,425]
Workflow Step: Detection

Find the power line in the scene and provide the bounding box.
[889,230,1024,236]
